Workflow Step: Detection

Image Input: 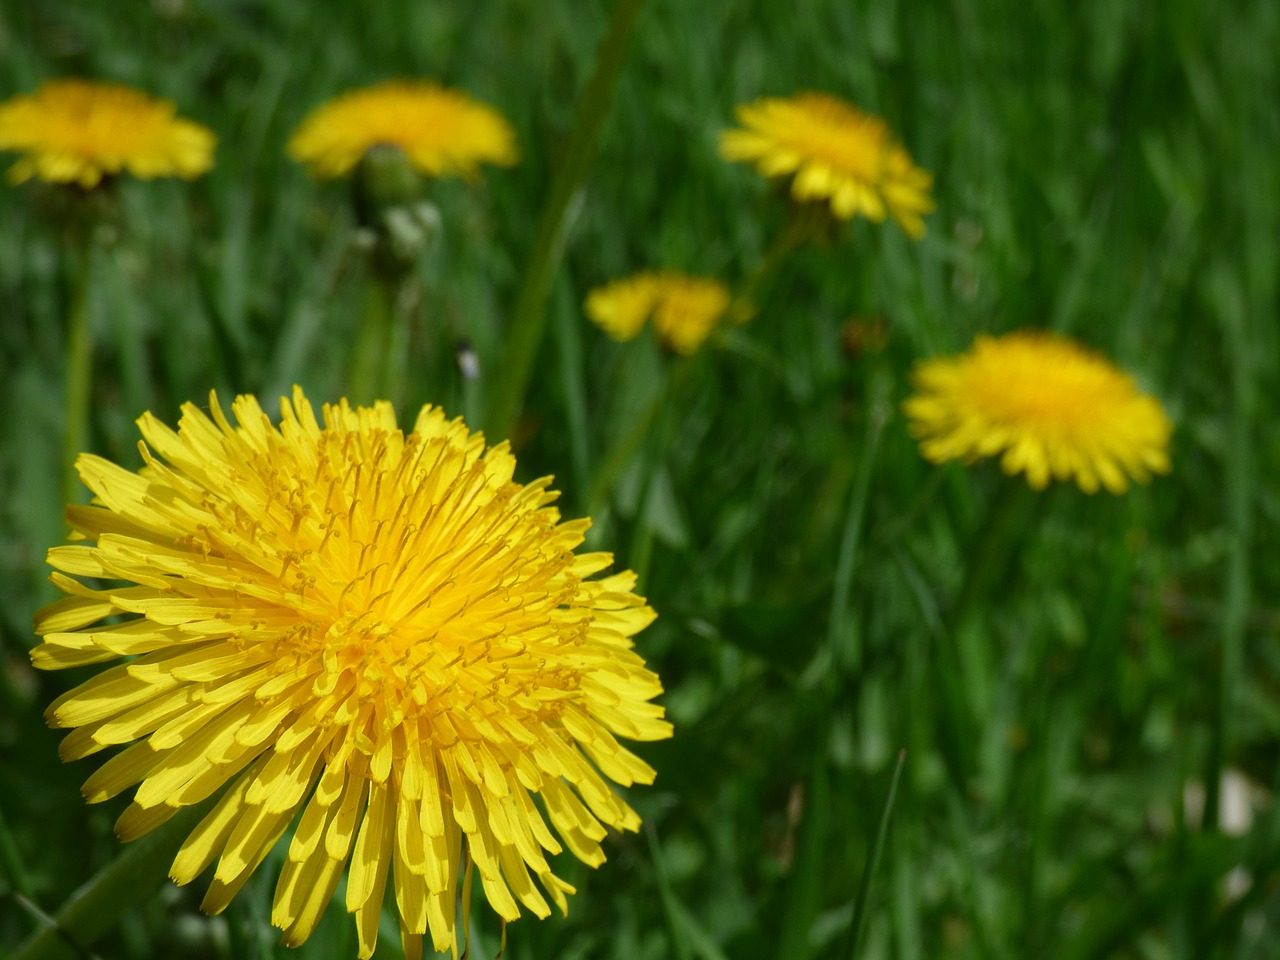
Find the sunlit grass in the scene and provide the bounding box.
[2,1,1280,958]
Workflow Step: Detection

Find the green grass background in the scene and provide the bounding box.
[2,1,1279,958]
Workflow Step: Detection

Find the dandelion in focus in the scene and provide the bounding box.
[720,92,933,238]
[586,271,730,355]
[904,331,1172,493]
[0,78,214,189]
[32,387,672,958]
[288,80,518,181]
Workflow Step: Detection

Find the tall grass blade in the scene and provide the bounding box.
[845,748,906,960]
[484,0,647,440]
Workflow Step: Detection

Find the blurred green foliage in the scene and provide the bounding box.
[2,1,1279,958]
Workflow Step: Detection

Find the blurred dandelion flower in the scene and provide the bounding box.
[720,92,933,238]
[904,331,1172,493]
[288,80,518,180]
[0,79,214,188]
[586,272,730,355]
[585,274,656,344]
[32,387,671,958]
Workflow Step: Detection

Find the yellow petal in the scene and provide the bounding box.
[346,779,392,910]
[171,759,264,884]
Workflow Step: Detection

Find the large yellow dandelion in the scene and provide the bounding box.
[720,92,933,238]
[904,331,1172,493]
[0,79,214,189]
[585,271,730,356]
[288,80,518,180]
[32,388,671,958]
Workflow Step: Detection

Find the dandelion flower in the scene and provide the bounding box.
[288,80,518,180]
[32,387,671,958]
[720,92,933,238]
[904,331,1172,493]
[585,274,657,344]
[586,272,730,355]
[0,79,214,188]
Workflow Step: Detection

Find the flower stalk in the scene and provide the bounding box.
[346,145,439,408]
[348,269,400,407]
[727,212,810,323]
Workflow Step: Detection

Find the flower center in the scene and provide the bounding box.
[194,420,584,747]
[968,341,1131,429]
[788,94,888,179]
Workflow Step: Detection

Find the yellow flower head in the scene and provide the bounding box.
[720,92,933,238]
[585,271,731,356]
[32,388,671,958]
[904,331,1172,493]
[0,79,214,189]
[288,80,518,180]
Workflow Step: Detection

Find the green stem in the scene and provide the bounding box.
[484,0,648,441]
[61,240,94,508]
[382,279,411,411]
[14,803,209,960]
[349,275,396,406]
[730,214,809,322]
[946,479,1038,635]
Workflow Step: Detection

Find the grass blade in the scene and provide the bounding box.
[13,802,210,960]
[845,748,906,960]
[485,0,647,440]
